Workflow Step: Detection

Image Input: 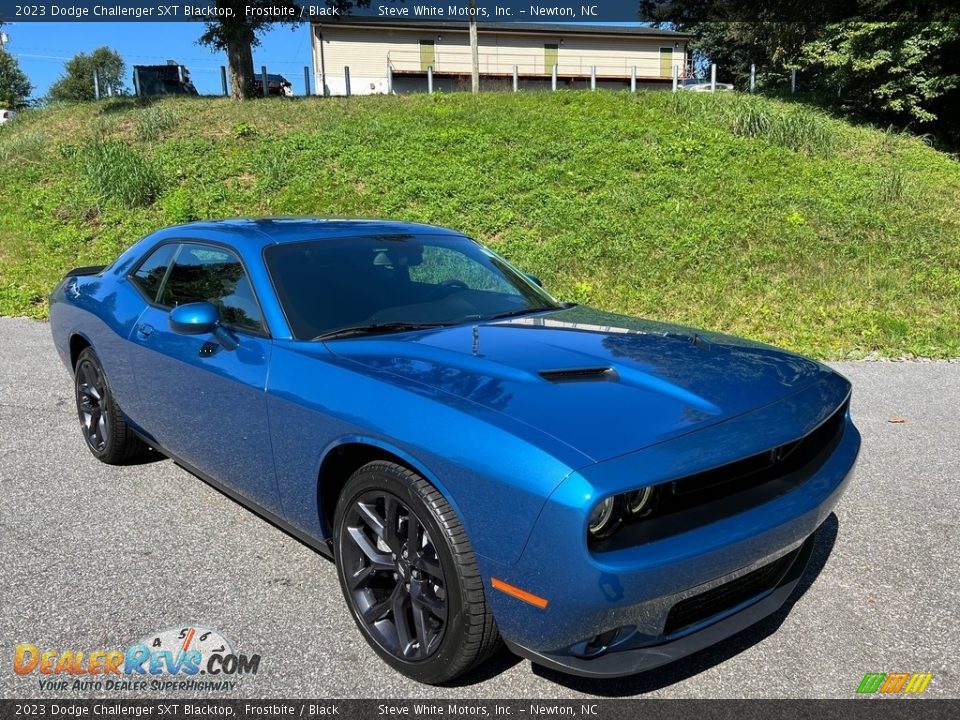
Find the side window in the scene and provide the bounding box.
[409,246,516,295]
[159,244,264,333]
[130,243,177,302]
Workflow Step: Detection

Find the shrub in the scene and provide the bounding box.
[876,166,909,203]
[232,122,256,139]
[135,106,178,142]
[0,132,46,164]
[730,99,836,156]
[79,138,163,208]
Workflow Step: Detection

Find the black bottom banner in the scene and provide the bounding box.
[1,700,957,720]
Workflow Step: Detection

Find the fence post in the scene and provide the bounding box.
[552,64,558,91]
[750,63,756,93]
[710,63,717,92]
[631,65,637,92]
[304,66,311,96]
[427,66,433,95]
[261,66,268,97]
[672,63,678,92]
[387,64,393,95]
[93,68,101,100]
[220,66,228,96]
[133,67,141,97]
[345,66,352,97]
[791,68,797,94]
[513,65,518,92]
[591,66,596,91]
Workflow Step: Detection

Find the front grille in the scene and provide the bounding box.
[590,399,848,552]
[663,546,801,636]
[669,399,848,504]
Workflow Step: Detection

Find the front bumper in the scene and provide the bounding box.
[503,532,815,677]
[480,376,860,678]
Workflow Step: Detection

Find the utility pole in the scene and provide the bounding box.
[318,27,328,97]
[469,0,479,94]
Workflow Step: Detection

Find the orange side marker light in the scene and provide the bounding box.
[491,578,549,609]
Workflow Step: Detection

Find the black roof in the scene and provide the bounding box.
[313,18,690,39]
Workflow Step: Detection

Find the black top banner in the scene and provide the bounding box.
[0,0,956,23]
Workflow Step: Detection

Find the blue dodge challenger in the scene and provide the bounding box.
[50,219,860,684]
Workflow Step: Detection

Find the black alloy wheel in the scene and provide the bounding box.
[76,356,109,454]
[334,460,501,684]
[340,489,448,660]
[73,347,147,465]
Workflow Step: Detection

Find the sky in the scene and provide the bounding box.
[7,22,317,99]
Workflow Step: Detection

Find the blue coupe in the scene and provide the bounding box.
[49,219,860,683]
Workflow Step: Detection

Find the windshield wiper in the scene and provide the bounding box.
[484,306,559,322]
[313,322,450,342]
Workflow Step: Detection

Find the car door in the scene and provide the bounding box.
[127,241,280,514]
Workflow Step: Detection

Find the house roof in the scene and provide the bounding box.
[312,18,691,39]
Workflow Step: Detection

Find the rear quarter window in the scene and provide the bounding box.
[129,243,177,302]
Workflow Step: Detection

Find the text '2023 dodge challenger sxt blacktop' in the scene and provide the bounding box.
[49,218,860,684]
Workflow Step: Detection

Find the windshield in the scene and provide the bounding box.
[264,234,562,340]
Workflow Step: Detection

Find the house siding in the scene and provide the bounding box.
[312,24,688,96]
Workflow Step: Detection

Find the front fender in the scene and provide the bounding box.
[266,341,587,564]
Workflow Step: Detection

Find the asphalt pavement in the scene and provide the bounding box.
[1,316,958,699]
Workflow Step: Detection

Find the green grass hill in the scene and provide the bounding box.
[1,91,958,358]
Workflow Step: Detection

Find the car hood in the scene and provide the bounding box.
[326,306,834,463]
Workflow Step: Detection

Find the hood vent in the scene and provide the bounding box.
[691,333,714,350]
[539,367,619,383]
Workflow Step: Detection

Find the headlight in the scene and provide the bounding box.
[625,487,654,516]
[587,486,659,544]
[588,496,621,538]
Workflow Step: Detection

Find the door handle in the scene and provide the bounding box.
[136,323,154,338]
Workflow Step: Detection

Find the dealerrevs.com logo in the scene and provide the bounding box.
[856,673,934,696]
[14,625,260,692]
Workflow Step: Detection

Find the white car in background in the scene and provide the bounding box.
[0,109,16,124]
[679,78,735,92]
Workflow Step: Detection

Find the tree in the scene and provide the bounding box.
[0,49,31,107]
[199,1,376,100]
[639,0,960,143]
[48,47,126,102]
[801,22,960,124]
[638,0,844,86]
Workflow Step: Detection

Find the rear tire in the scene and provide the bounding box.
[333,460,501,684]
[74,347,148,465]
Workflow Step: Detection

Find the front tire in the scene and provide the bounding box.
[74,347,147,465]
[333,460,501,684]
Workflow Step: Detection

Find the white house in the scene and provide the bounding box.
[310,19,692,95]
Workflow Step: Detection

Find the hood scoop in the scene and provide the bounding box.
[539,366,619,383]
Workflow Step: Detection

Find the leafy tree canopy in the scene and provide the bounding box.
[0,49,32,108]
[803,21,960,123]
[639,1,960,140]
[48,46,126,102]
